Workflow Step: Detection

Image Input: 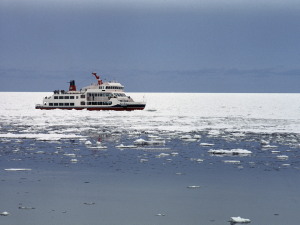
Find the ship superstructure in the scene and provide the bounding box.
[35,72,146,111]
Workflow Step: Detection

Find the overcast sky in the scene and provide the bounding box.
[1,0,300,92]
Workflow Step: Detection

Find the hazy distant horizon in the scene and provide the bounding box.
[1,0,300,92]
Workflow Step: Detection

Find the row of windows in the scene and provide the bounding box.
[49,103,75,106]
[114,93,126,97]
[87,101,112,105]
[99,86,123,90]
[53,95,85,99]
[88,93,112,97]
[54,96,76,99]
[106,86,123,90]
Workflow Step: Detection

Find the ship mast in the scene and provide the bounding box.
[92,72,103,85]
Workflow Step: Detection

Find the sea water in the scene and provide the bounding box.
[0,92,300,225]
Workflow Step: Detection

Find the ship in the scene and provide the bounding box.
[35,72,146,111]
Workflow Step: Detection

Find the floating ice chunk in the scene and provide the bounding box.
[277,155,289,160]
[85,140,92,145]
[63,153,76,157]
[156,153,170,158]
[229,216,251,223]
[224,160,241,164]
[134,138,148,145]
[183,138,198,142]
[134,138,165,145]
[200,143,214,146]
[116,144,137,148]
[190,158,204,162]
[128,131,141,136]
[208,149,252,155]
[260,140,269,145]
[187,185,201,188]
[262,144,277,148]
[4,168,32,171]
[170,152,179,156]
[35,151,45,154]
[193,135,201,139]
[155,213,166,216]
[180,135,192,139]
[148,135,159,139]
[70,159,78,163]
[140,159,148,163]
[0,211,10,216]
[271,151,280,154]
[88,146,107,150]
[176,172,184,175]
[282,164,290,167]
[145,130,157,134]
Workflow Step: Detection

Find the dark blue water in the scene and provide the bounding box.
[1,130,300,225]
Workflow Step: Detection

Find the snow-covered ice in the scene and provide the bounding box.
[229,216,251,223]
[208,149,252,155]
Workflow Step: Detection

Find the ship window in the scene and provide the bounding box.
[81,95,85,98]
[81,101,85,105]
[109,101,112,105]
[59,96,63,99]
[59,103,63,106]
[54,96,58,99]
[49,103,53,106]
[65,103,69,106]
[70,96,74,99]
[64,96,69,99]
[70,103,74,106]
[76,96,78,99]
[54,103,58,106]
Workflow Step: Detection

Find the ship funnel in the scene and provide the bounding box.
[69,80,77,91]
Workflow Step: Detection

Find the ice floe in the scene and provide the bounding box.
[116,144,137,148]
[140,159,149,163]
[85,140,92,145]
[4,168,32,171]
[134,138,165,145]
[170,152,179,156]
[187,185,201,188]
[63,153,76,157]
[261,144,277,149]
[156,153,170,158]
[223,160,241,164]
[0,133,82,141]
[190,158,204,163]
[208,149,252,155]
[0,211,10,216]
[276,155,289,160]
[200,143,214,146]
[229,216,251,223]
